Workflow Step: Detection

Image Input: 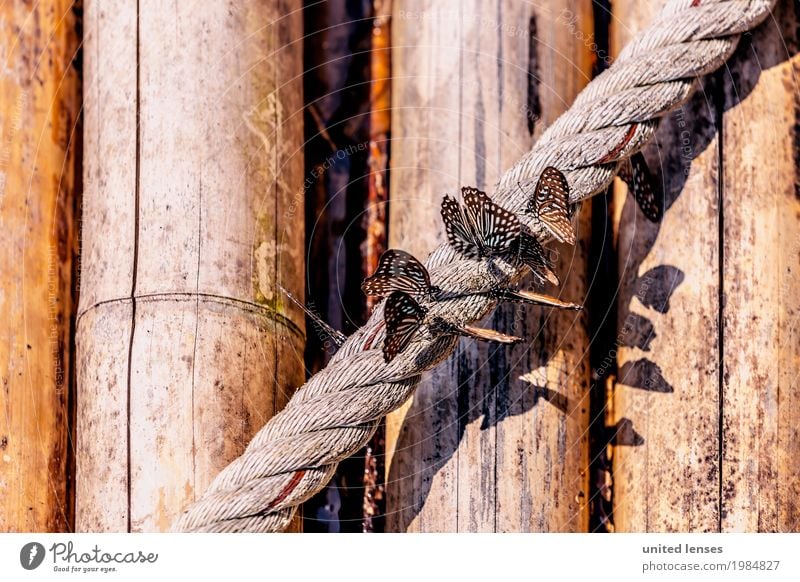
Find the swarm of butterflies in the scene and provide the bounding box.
[286,156,660,364]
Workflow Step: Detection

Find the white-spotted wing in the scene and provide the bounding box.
[441,187,520,259]
[525,167,576,245]
[362,249,440,298]
[383,291,427,363]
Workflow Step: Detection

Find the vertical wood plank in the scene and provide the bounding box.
[77,0,305,532]
[0,0,80,532]
[385,0,462,532]
[493,0,593,534]
[721,1,800,532]
[385,0,592,532]
[610,2,722,532]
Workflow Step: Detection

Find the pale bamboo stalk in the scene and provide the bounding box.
[76,0,305,532]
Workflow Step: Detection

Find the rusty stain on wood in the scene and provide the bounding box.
[610,0,722,533]
[720,0,800,531]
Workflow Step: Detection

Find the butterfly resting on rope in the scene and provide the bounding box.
[362,168,581,363]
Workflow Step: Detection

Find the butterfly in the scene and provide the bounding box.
[514,233,560,286]
[362,249,441,299]
[383,291,523,362]
[279,285,347,348]
[523,167,576,245]
[383,291,428,363]
[441,187,521,259]
[618,152,663,223]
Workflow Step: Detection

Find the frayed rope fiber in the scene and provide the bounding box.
[172,0,777,533]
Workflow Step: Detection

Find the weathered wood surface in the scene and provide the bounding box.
[609,0,722,532]
[720,0,800,531]
[0,0,80,532]
[611,0,800,532]
[385,0,593,532]
[77,0,305,532]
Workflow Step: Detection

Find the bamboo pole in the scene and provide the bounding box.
[720,0,800,531]
[76,0,305,532]
[385,0,593,532]
[0,0,80,532]
[363,0,392,532]
[609,0,722,533]
[610,0,799,532]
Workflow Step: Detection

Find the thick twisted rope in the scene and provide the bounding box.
[172,0,777,532]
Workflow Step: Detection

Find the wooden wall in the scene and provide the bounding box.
[0,0,80,532]
[0,0,797,534]
[384,0,594,532]
[610,0,800,531]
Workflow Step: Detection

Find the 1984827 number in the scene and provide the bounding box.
[732,560,780,571]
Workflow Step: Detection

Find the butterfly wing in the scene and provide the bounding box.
[457,324,522,344]
[383,291,427,362]
[502,289,582,310]
[621,152,662,223]
[462,187,520,255]
[362,249,432,297]
[516,233,560,286]
[441,195,481,258]
[526,167,575,245]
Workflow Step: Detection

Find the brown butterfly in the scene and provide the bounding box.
[513,233,560,286]
[618,152,663,223]
[441,187,521,259]
[383,291,523,362]
[523,167,576,245]
[363,249,441,299]
[383,291,427,363]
